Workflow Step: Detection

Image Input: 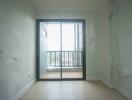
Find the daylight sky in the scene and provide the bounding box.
[47,23,75,51]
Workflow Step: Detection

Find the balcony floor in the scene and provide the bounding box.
[40,68,83,79]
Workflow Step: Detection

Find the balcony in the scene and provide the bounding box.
[40,51,83,79]
[47,51,82,68]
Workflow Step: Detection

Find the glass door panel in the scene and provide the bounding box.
[39,22,61,79]
[61,23,83,79]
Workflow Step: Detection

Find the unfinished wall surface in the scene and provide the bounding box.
[98,6,111,87]
[99,0,132,99]
[0,0,35,100]
[35,11,100,80]
[110,0,132,99]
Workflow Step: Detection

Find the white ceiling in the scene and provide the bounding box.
[29,0,109,12]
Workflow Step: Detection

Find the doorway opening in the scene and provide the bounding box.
[36,19,86,80]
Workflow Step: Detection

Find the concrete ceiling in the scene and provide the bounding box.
[29,0,109,12]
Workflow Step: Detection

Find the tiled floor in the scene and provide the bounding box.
[41,71,83,79]
[19,81,128,100]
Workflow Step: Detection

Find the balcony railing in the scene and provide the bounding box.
[47,51,82,67]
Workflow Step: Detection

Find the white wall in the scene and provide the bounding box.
[35,11,100,80]
[110,0,132,99]
[98,6,112,87]
[99,0,132,99]
[0,0,35,100]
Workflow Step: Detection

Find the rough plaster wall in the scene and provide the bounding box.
[98,6,112,87]
[35,11,100,80]
[109,0,132,99]
[100,0,132,99]
[29,0,109,13]
[0,0,35,100]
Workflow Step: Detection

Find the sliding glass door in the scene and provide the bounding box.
[61,23,83,78]
[37,19,86,80]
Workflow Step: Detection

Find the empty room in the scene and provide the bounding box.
[0,0,132,100]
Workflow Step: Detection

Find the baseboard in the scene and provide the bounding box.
[116,87,132,100]
[12,80,35,100]
[86,76,100,80]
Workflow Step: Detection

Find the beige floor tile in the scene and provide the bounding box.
[19,81,128,100]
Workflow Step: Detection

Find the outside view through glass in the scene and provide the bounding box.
[40,22,83,79]
[47,23,75,51]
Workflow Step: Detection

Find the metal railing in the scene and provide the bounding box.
[47,51,82,67]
